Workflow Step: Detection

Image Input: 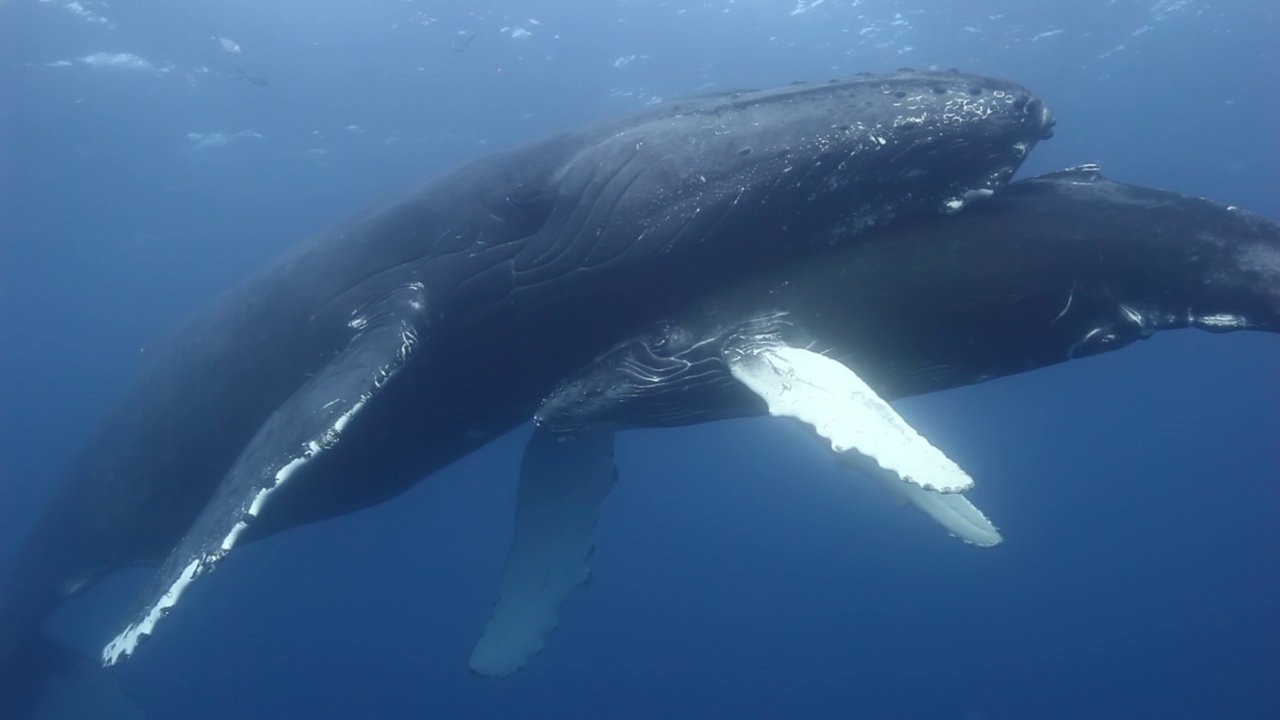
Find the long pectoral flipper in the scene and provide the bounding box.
[469,428,617,678]
[725,341,1001,546]
[869,474,1002,547]
[725,342,974,494]
[102,289,428,666]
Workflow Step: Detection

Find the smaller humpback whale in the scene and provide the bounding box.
[470,166,1280,676]
[0,70,1053,717]
[539,166,1280,426]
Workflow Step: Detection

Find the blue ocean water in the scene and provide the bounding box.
[1,1,1277,718]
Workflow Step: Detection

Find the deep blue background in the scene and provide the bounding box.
[1,1,1277,718]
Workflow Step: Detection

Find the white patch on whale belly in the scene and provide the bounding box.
[101,396,371,666]
[1193,312,1248,329]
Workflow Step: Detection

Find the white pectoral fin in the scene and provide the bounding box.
[469,428,617,678]
[871,474,1002,547]
[725,341,1000,546]
[726,343,973,493]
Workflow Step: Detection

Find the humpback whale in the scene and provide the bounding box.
[0,69,1053,713]
[539,166,1280,427]
[472,166,1280,676]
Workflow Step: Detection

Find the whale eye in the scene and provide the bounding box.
[506,184,543,208]
[932,85,947,94]
[499,184,553,227]
[968,86,983,96]
[737,147,753,156]
[894,90,906,99]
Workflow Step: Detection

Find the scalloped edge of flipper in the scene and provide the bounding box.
[725,343,974,493]
[871,474,1002,547]
[469,429,617,678]
[102,285,428,667]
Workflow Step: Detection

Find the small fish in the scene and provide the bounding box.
[452,32,475,54]
[211,34,242,54]
[234,66,269,87]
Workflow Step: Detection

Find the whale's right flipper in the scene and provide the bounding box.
[539,326,1001,547]
[725,342,974,493]
[869,474,1002,547]
[473,337,1003,680]
[725,341,1000,546]
[470,428,617,678]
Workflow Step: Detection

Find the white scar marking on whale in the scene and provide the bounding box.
[1194,313,1248,329]
[1052,283,1077,323]
[1119,304,1146,328]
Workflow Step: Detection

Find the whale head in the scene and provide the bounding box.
[533,68,1056,279]
[1004,166,1280,359]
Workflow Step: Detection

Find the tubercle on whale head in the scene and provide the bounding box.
[800,69,1057,218]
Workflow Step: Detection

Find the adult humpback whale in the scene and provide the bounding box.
[0,69,1052,711]
[471,166,1280,676]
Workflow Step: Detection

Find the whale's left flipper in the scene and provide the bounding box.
[470,429,617,678]
[101,286,429,666]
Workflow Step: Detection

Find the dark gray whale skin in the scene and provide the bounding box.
[537,166,1280,432]
[0,69,1052,708]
